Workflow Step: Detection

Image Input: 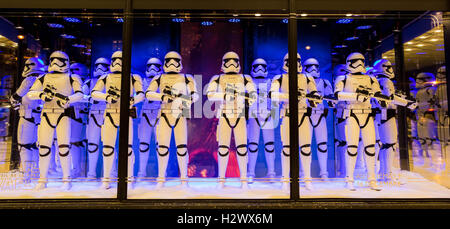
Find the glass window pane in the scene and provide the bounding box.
[127,12,290,199]
[0,10,122,198]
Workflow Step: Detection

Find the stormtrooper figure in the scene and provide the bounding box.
[334,52,384,191]
[206,51,256,189]
[247,58,277,183]
[69,63,90,178]
[435,66,448,168]
[10,57,46,182]
[85,57,110,178]
[333,64,348,178]
[146,51,198,188]
[303,58,333,179]
[373,59,417,181]
[415,72,439,168]
[91,51,145,189]
[28,51,84,190]
[409,77,422,159]
[270,53,321,191]
[137,57,162,178]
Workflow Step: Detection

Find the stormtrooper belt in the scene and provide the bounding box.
[346,108,374,114]
[105,108,120,113]
[285,108,310,115]
[160,108,184,114]
[90,110,105,115]
[311,108,328,115]
[221,109,245,114]
[42,108,67,113]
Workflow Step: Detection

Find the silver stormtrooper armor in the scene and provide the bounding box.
[415,72,440,168]
[91,51,145,189]
[247,58,277,183]
[146,51,199,188]
[137,57,162,178]
[86,57,110,178]
[332,64,348,178]
[373,59,417,181]
[435,66,448,168]
[334,52,384,191]
[69,63,90,178]
[206,51,257,189]
[28,51,84,190]
[303,57,333,179]
[10,57,46,182]
[270,53,321,191]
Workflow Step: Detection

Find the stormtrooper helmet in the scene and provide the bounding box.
[48,51,70,73]
[250,58,268,78]
[303,58,320,78]
[221,51,241,74]
[373,59,394,79]
[333,64,348,78]
[146,57,162,78]
[93,57,110,78]
[22,57,46,77]
[282,52,302,73]
[70,63,89,80]
[436,66,446,82]
[415,72,436,89]
[163,51,183,73]
[346,52,366,74]
[110,51,123,73]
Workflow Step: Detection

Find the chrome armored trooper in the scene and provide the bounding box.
[303,58,333,179]
[332,64,349,178]
[146,51,198,188]
[270,53,321,191]
[415,72,440,168]
[69,63,90,178]
[85,57,110,178]
[334,52,385,191]
[247,58,277,183]
[373,59,417,181]
[137,57,162,178]
[28,51,84,190]
[435,66,448,168]
[207,51,257,189]
[10,57,46,182]
[91,51,145,189]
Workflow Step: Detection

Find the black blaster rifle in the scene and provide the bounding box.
[44,84,70,107]
[224,84,253,101]
[107,86,121,101]
[356,86,392,106]
[298,89,322,107]
[163,86,192,105]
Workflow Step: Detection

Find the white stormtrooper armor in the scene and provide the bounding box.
[146,51,198,188]
[10,57,46,182]
[333,64,348,178]
[27,51,84,190]
[270,53,321,191]
[373,59,417,181]
[435,66,448,168]
[303,58,333,179]
[91,51,145,189]
[415,72,439,168]
[334,52,383,191]
[247,58,277,183]
[137,57,162,178]
[69,63,90,178]
[86,57,110,178]
[206,51,257,189]
[409,77,422,159]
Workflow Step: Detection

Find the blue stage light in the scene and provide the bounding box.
[334,45,347,48]
[345,36,359,41]
[61,34,76,39]
[64,17,81,23]
[415,52,427,55]
[356,25,372,30]
[116,18,124,23]
[282,18,288,23]
[47,23,64,28]
[172,18,185,23]
[72,44,86,48]
[201,21,214,26]
[336,18,353,24]
[228,18,240,23]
